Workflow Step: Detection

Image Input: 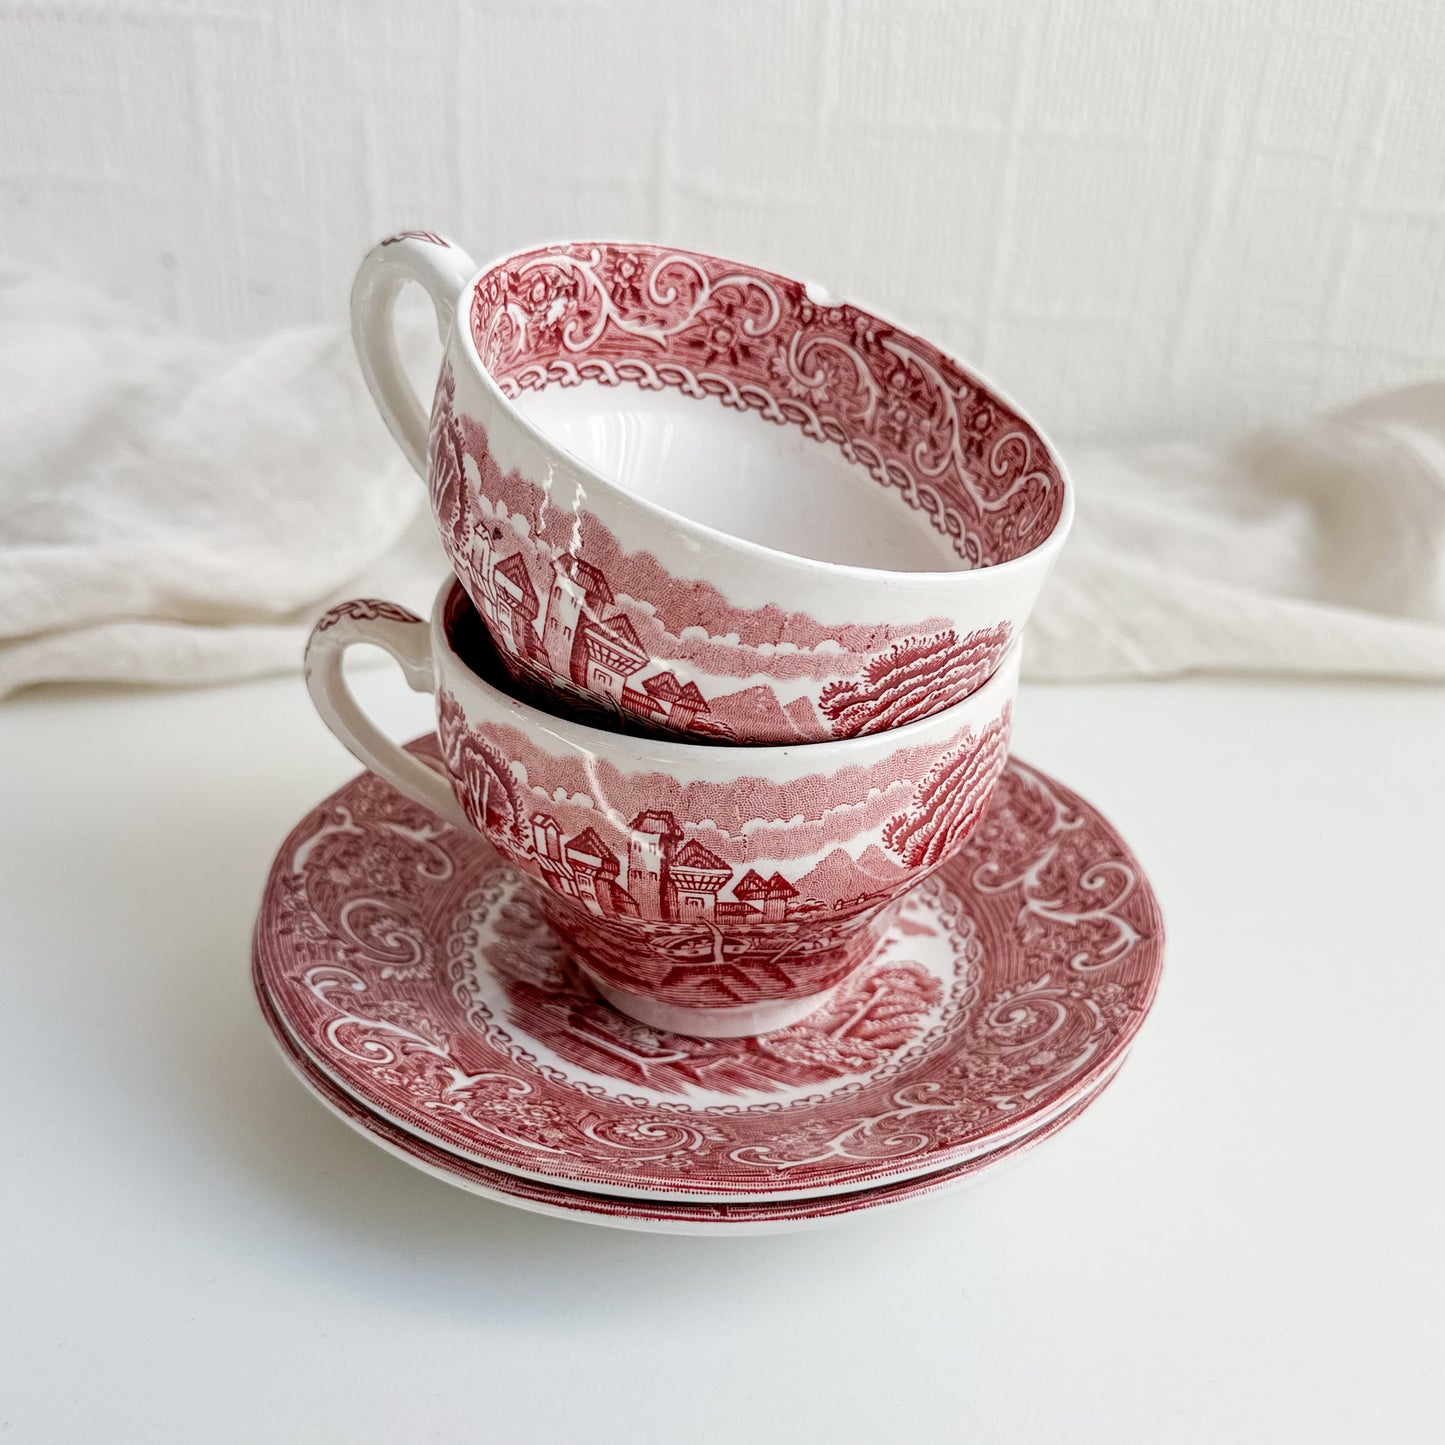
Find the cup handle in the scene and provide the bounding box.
[304,599,471,830]
[350,231,476,478]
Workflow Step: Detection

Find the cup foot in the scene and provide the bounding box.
[578,969,842,1039]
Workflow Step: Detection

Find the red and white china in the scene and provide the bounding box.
[304,580,1021,1038]
[255,967,1127,1236]
[351,234,1072,743]
[253,736,1163,1204]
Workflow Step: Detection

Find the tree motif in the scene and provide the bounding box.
[440,711,525,848]
[882,708,1011,869]
[760,962,944,1075]
[819,624,1011,738]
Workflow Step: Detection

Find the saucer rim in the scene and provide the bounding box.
[254,746,1164,1204]
[262,961,1114,1204]
[254,960,1126,1236]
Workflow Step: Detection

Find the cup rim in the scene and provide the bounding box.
[446,238,1074,588]
[433,577,1020,763]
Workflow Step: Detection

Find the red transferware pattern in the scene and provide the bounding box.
[255,963,1127,1236]
[254,738,1163,1203]
[430,361,1016,743]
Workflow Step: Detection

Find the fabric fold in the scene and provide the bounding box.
[1028,383,1445,680]
[2,262,1442,697]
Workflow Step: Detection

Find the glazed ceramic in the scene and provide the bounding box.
[351,233,1071,743]
[255,965,1127,1235]
[253,734,1163,1202]
[304,580,1020,1038]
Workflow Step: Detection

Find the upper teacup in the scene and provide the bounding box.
[352,233,1070,743]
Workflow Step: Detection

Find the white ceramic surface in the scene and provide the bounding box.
[7,670,1442,1444]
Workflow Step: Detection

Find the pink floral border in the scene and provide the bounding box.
[471,243,1064,568]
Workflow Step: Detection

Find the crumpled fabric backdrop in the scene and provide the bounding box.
[2,263,1443,699]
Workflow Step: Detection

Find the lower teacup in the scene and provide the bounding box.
[305,579,1019,1038]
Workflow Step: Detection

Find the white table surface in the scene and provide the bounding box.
[2,669,1442,1444]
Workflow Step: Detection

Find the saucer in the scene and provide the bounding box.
[255,738,1163,1203]
[255,962,1127,1235]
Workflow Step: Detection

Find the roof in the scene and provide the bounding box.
[629,810,680,837]
[559,552,613,604]
[580,612,647,666]
[607,883,640,917]
[598,612,643,651]
[671,839,730,874]
[641,670,683,701]
[734,868,797,900]
[732,868,771,899]
[714,900,758,920]
[673,681,708,713]
[565,827,620,875]
[492,552,539,613]
[620,688,666,718]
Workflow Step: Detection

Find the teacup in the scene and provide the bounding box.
[305,579,1020,1038]
[351,233,1067,744]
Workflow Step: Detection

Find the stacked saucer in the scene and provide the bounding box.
[255,235,1165,1233]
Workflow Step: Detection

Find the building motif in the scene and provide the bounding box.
[667,838,732,920]
[441,671,1011,974]
[458,530,723,735]
[733,869,800,923]
[624,810,680,918]
[501,805,813,927]
[490,551,541,662]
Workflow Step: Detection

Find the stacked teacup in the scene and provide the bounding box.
[308,234,1071,1040]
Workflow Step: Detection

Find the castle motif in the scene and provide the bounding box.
[508,805,803,927]
[488,538,719,731]
[434,399,723,735]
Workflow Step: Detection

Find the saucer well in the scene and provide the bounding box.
[255,962,1127,1235]
[254,738,1163,1204]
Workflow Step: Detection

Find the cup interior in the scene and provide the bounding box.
[466,243,1066,574]
[513,384,945,571]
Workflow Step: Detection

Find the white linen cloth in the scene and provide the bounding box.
[0,264,445,697]
[1032,383,1445,681]
[2,264,1443,698]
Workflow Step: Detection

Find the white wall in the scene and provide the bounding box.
[3,0,1443,444]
